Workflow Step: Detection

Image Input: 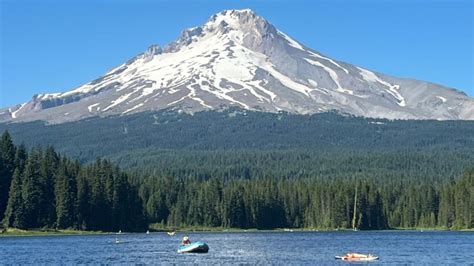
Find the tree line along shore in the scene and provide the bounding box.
[0,131,472,233]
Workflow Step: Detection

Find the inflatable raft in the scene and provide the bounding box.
[335,253,378,261]
[177,242,209,253]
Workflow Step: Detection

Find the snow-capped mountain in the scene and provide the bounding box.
[2,9,473,123]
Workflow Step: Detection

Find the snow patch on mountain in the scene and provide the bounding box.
[87,103,100,112]
[436,96,447,103]
[10,103,26,119]
[357,67,405,106]
[123,103,144,114]
[304,58,351,95]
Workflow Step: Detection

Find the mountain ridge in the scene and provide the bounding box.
[1,8,473,123]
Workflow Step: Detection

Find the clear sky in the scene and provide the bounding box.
[1,0,473,108]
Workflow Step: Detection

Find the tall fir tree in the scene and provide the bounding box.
[14,144,27,174]
[55,162,76,229]
[21,151,43,228]
[76,170,91,230]
[39,147,59,227]
[0,131,16,220]
[2,168,26,229]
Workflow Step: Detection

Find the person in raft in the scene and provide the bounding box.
[182,236,191,245]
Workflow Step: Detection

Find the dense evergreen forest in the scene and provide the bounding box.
[2,110,473,184]
[2,109,473,162]
[1,110,473,230]
[0,132,147,231]
[1,128,473,230]
[117,148,471,183]
[133,171,473,230]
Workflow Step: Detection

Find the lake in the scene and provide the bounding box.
[1,231,473,264]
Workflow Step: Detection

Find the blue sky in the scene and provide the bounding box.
[1,0,473,108]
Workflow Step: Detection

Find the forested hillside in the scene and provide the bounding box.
[1,110,474,181]
[1,110,473,230]
[2,110,474,155]
[1,129,473,230]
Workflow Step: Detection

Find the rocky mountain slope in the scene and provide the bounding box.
[1,9,473,123]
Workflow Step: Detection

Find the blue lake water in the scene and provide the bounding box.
[1,231,473,264]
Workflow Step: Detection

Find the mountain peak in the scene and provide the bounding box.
[163,8,273,53]
[205,8,270,32]
[209,8,259,24]
[214,8,256,17]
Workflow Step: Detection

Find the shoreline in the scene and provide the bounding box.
[150,223,474,232]
[168,228,474,233]
[1,227,472,238]
[0,228,107,237]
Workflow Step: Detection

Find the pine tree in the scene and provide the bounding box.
[0,131,16,220]
[76,170,91,230]
[39,147,59,227]
[2,168,26,228]
[146,192,168,224]
[14,144,27,174]
[123,177,148,231]
[21,151,42,228]
[227,185,246,228]
[90,161,109,230]
[438,185,455,228]
[55,163,76,229]
[98,160,114,229]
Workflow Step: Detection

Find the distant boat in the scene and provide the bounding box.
[116,230,122,235]
[146,230,150,234]
[335,253,378,261]
[177,242,209,253]
[167,231,176,236]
